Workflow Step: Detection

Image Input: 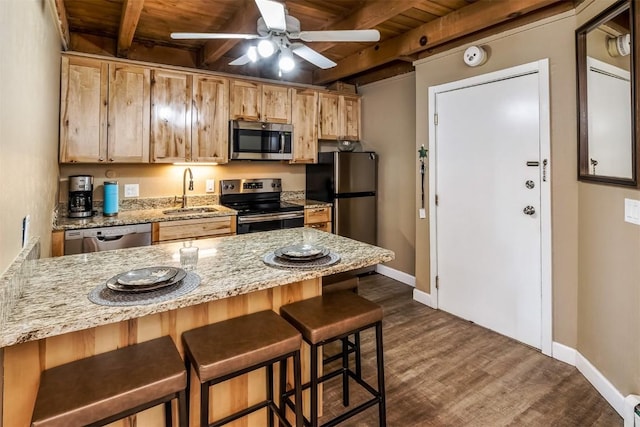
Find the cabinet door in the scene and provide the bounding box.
[108,64,150,163]
[262,84,291,123]
[229,79,261,121]
[192,76,229,163]
[318,92,340,140]
[291,89,318,163]
[151,70,192,163]
[340,95,361,141]
[59,56,108,162]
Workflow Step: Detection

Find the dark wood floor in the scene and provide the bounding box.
[319,273,622,426]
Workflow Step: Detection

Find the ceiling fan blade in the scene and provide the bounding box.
[299,29,380,43]
[255,0,286,32]
[291,44,336,69]
[229,54,252,66]
[171,32,260,40]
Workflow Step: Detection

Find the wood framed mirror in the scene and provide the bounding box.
[576,0,639,186]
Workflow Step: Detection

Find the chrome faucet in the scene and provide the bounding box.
[182,167,193,208]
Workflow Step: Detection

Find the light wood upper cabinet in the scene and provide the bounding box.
[229,80,261,121]
[107,64,150,163]
[60,57,151,163]
[192,76,229,163]
[291,89,318,164]
[261,84,292,123]
[59,56,108,163]
[340,95,361,141]
[317,92,361,141]
[318,92,340,140]
[150,69,192,163]
[229,79,292,123]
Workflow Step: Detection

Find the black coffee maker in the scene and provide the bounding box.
[68,175,94,218]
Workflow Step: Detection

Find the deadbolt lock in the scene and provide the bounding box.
[523,206,535,215]
[525,180,535,189]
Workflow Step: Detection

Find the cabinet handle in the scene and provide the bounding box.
[109,158,114,162]
[309,223,323,229]
[98,157,104,162]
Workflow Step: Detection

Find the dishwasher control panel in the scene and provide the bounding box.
[64,223,152,255]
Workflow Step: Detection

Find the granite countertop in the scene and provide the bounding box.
[1,228,393,347]
[53,201,330,232]
[291,199,333,209]
[54,205,237,231]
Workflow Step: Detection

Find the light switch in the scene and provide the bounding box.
[206,179,215,193]
[124,184,139,198]
[624,198,640,224]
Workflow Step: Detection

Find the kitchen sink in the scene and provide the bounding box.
[162,207,218,215]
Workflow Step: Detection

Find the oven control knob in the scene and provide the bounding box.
[229,184,235,190]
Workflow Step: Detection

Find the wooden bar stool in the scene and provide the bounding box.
[31,336,187,427]
[181,310,304,427]
[280,291,386,427]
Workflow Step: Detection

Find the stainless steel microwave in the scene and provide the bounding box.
[229,120,293,160]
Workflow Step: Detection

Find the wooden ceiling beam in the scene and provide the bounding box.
[117,0,145,58]
[313,0,562,84]
[47,0,70,50]
[309,0,424,54]
[200,0,260,68]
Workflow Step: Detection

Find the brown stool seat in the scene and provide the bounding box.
[182,310,304,427]
[280,290,383,344]
[32,336,187,427]
[182,310,302,382]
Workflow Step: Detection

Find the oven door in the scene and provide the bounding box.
[236,212,304,234]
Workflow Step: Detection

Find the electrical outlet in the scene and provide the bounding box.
[206,179,215,193]
[124,184,139,197]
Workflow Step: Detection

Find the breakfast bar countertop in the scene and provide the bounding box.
[1,228,393,348]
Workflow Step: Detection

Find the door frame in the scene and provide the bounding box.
[427,59,553,356]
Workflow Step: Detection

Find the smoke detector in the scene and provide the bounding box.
[463,45,488,67]
[607,34,630,57]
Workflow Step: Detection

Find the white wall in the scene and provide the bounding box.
[0,0,61,272]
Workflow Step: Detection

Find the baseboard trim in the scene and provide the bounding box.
[574,351,625,417]
[375,265,415,287]
[412,288,434,308]
[552,342,576,366]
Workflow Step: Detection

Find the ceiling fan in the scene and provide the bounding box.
[170,0,380,73]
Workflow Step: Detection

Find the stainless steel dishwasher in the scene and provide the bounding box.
[64,224,152,255]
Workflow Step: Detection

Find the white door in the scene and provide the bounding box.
[429,62,551,350]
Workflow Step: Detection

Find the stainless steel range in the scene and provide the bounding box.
[219,178,304,234]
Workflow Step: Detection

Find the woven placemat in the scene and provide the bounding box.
[263,252,341,269]
[88,272,200,307]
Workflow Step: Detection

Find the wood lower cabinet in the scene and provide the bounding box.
[152,216,236,243]
[304,206,332,232]
[291,89,318,164]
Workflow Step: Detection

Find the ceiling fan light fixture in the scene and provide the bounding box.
[257,39,275,58]
[278,47,295,72]
[247,46,258,62]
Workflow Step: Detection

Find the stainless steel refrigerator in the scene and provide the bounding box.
[306,151,377,245]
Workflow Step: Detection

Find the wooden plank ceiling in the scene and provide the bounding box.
[55,0,575,86]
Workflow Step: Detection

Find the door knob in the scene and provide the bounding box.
[525,180,535,189]
[523,206,535,215]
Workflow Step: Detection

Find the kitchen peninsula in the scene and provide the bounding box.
[1,228,393,426]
